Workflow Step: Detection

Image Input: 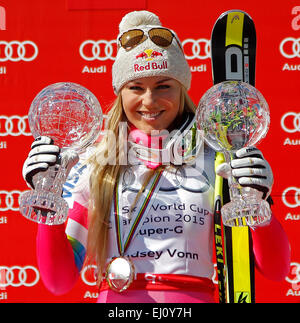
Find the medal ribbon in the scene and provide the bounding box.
[114,168,164,256]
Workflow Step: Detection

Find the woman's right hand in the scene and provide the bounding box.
[22,136,80,190]
[22,136,60,189]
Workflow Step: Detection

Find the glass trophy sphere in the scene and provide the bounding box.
[20,82,102,225]
[28,82,103,153]
[196,81,271,228]
[196,81,270,153]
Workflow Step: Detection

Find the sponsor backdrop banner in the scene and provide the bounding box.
[0,0,299,303]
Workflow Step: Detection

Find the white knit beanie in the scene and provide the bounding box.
[112,11,191,94]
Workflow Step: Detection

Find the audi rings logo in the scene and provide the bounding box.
[286,262,300,290]
[279,37,300,59]
[182,39,210,60]
[81,265,97,286]
[0,266,39,287]
[0,116,31,137]
[79,38,211,61]
[282,187,300,208]
[0,41,38,62]
[79,40,117,61]
[281,112,300,133]
[0,190,23,211]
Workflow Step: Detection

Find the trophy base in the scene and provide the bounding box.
[19,190,69,225]
[221,196,271,227]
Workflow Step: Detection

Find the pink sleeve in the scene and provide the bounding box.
[36,202,88,295]
[36,223,79,295]
[251,215,291,281]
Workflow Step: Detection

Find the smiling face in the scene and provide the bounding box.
[121,76,182,134]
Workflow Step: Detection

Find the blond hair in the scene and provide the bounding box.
[86,85,196,283]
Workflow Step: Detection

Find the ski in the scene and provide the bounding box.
[211,10,256,303]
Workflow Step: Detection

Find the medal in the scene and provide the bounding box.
[105,256,135,293]
[105,168,164,293]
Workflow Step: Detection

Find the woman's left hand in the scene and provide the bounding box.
[216,146,273,199]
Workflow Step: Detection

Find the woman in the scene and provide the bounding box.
[22,10,290,303]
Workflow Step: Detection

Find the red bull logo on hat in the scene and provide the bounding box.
[136,49,164,61]
[134,48,167,72]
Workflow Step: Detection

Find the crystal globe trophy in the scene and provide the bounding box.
[19,82,103,225]
[196,81,271,227]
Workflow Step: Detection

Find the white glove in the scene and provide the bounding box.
[22,136,79,189]
[216,146,273,200]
